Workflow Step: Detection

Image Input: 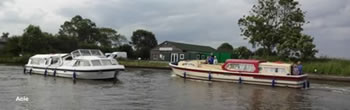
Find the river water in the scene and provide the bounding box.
[0,65,350,110]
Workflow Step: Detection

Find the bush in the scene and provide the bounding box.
[0,55,31,65]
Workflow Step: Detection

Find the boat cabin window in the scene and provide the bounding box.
[71,49,104,58]
[30,58,40,65]
[91,60,102,66]
[40,58,48,65]
[74,60,91,66]
[80,50,91,56]
[111,59,118,65]
[51,57,60,65]
[261,67,287,74]
[91,50,102,56]
[226,63,256,72]
[101,60,112,65]
[45,58,50,65]
[72,51,81,57]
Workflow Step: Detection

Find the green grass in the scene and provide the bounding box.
[118,59,169,68]
[303,58,350,76]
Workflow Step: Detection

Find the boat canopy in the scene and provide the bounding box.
[71,49,105,58]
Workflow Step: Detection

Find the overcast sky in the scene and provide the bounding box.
[0,0,349,59]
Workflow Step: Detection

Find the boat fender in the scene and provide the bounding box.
[44,68,48,76]
[239,77,242,84]
[208,73,212,81]
[53,69,57,77]
[73,70,77,80]
[272,79,276,87]
[306,80,310,88]
[183,72,186,79]
[29,68,32,75]
[114,71,118,79]
[23,67,26,74]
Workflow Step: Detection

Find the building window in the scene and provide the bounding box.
[159,54,165,60]
[180,54,184,59]
[153,54,158,60]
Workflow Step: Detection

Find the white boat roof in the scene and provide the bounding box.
[30,54,68,58]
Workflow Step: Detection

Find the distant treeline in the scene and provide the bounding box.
[0,15,158,60]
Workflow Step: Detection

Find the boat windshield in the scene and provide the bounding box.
[71,49,105,58]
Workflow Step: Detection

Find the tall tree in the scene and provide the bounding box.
[117,44,134,58]
[238,0,317,59]
[234,46,252,59]
[131,29,157,59]
[2,36,21,56]
[98,27,127,48]
[1,32,9,40]
[58,15,100,45]
[20,25,49,54]
[217,43,234,53]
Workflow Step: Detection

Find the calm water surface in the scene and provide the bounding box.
[1,65,350,110]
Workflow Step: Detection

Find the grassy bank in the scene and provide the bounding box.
[303,58,350,76]
[118,60,169,68]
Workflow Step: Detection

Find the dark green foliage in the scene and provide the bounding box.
[234,46,253,59]
[217,43,234,53]
[58,15,99,44]
[238,0,317,59]
[98,27,127,48]
[20,25,49,54]
[117,44,134,58]
[1,32,9,39]
[2,36,21,56]
[1,15,157,61]
[131,29,158,59]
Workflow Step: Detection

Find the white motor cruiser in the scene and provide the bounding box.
[24,49,125,79]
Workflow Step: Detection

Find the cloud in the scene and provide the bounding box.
[0,0,349,59]
[298,0,350,58]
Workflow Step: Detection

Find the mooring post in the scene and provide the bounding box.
[306,80,310,88]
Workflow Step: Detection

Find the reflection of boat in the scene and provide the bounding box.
[169,59,309,88]
[24,49,125,79]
